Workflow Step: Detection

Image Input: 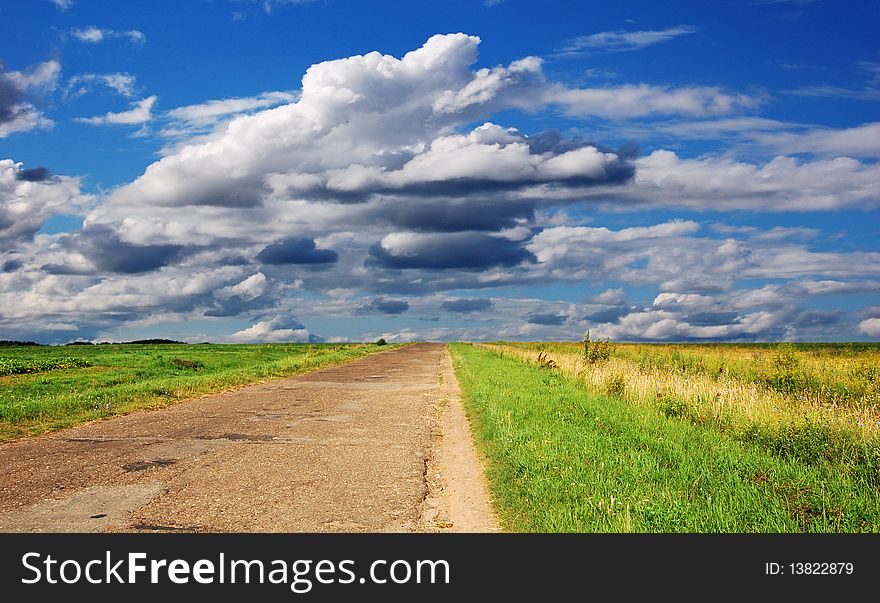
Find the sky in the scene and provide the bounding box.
[0,0,878,344]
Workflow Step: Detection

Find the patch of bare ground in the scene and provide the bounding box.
[421,347,500,533]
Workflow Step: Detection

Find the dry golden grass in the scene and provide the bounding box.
[479,343,880,442]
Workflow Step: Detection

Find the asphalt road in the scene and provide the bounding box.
[0,343,497,532]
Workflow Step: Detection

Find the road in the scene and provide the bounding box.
[0,343,498,532]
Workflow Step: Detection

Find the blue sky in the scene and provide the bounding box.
[1,0,878,343]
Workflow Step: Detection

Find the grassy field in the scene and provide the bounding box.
[489,341,880,444]
[449,342,880,532]
[0,342,393,442]
[504,340,880,408]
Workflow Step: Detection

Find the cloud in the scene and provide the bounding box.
[230,315,314,343]
[859,318,880,339]
[5,33,879,343]
[368,231,536,270]
[557,25,697,55]
[742,247,880,280]
[43,225,184,275]
[256,237,338,265]
[0,60,60,137]
[76,96,156,126]
[219,0,320,20]
[160,91,297,139]
[590,288,626,305]
[51,0,73,10]
[266,124,632,205]
[0,159,86,248]
[786,85,880,102]
[575,279,880,342]
[362,196,534,232]
[284,277,880,342]
[593,116,880,163]
[0,257,254,340]
[755,122,880,158]
[619,150,880,211]
[792,310,844,328]
[629,116,793,141]
[355,297,409,315]
[166,91,296,124]
[599,310,740,341]
[100,34,680,215]
[255,0,319,12]
[214,272,267,300]
[583,307,630,324]
[549,84,760,119]
[65,73,138,99]
[14,166,53,182]
[710,224,819,242]
[4,60,61,93]
[440,298,493,313]
[579,290,782,341]
[727,281,880,311]
[526,312,567,326]
[0,68,26,122]
[0,110,53,138]
[70,27,107,43]
[1,259,22,272]
[785,62,880,102]
[70,26,146,45]
[528,220,701,264]
[205,272,274,317]
[861,306,880,320]
[526,220,756,294]
[526,217,880,298]
[381,124,631,189]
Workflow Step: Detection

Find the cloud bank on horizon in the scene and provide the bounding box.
[1,1,878,344]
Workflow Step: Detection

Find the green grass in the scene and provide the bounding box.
[0,342,395,441]
[0,356,94,376]
[449,343,880,533]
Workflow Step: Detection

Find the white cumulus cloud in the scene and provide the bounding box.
[231,316,313,342]
[859,318,880,339]
[0,159,87,247]
[76,96,157,125]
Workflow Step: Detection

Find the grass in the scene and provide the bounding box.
[505,341,880,408]
[0,342,396,442]
[487,342,880,446]
[0,356,94,376]
[449,342,880,532]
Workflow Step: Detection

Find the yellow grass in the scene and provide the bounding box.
[479,343,880,442]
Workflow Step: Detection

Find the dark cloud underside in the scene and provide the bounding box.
[256,237,339,265]
[368,233,536,270]
[0,66,25,124]
[355,297,410,315]
[441,298,493,313]
[15,167,52,182]
[527,312,567,325]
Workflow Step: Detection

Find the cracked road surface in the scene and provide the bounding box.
[0,343,497,532]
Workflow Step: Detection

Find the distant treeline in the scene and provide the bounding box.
[0,339,187,347]
[66,339,187,345]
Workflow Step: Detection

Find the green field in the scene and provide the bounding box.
[0,342,392,441]
[449,342,880,532]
